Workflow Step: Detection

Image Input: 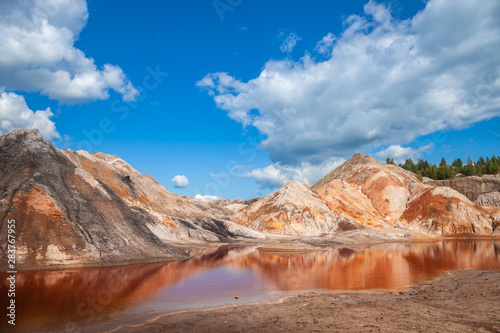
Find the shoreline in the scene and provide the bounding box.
[98,270,500,333]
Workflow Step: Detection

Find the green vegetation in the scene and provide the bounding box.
[386,155,500,180]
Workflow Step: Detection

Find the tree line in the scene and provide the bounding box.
[385,155,500,180]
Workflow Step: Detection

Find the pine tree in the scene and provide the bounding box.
[493,161,500,174]
[452,158,463,168]
[492,155,499,173]
[485,158,495,174]
[424,165,438,179]
[492,155,499,167]
[462,156,475,176]
[403,159,418,174]
[417,159,430,171]
[437,166,448,180]
[476,157,486,175]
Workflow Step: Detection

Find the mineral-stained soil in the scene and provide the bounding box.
[112,270,500,333]
[235,154,499,237]
[0,129,265,269]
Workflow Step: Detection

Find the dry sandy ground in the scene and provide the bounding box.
[105,270,500,333]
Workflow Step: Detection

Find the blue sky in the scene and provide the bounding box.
[0,0,499,200]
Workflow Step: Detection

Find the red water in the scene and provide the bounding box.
[1,240,500,332]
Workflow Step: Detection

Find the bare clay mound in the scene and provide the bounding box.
[116,271,500,333]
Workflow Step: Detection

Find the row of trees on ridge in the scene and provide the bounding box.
[386,155,500,180]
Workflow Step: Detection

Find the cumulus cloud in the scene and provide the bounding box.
[194,194,221,202]
[172,175,190,188]
[0,91,59,140]
[278,32,301,53]
[314,32,336,55]
[198,0,500,170]
[375,144,434,164]
[0,0,138,104]
[239,158,344,189]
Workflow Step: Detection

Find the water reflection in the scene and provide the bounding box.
[1,240,500,332]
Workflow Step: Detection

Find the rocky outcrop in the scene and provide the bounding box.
[313,154,426,226]
[234,155,423,236]
[231,181,363,235]
[60,148,265,243]
[476,192,500,207]
[0,129,264,269]
[315,180,384,228]
[316,156,496,236]
[182,197,249,219]
[426,175,500,206]
[396,187,494,235]
[246,154,498,237]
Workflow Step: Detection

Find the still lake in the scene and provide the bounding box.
[1,240,500,332]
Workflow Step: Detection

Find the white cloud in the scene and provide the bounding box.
[239,165,289,189]
[172,175,190,188]
[239,158,344,189]
[278,32,301,53]
[198,0,500,168]
[0,91,59,140]
[0,0,138,104]
[314,32,336,55]
[194,194,221,202]
[375,144,434,164]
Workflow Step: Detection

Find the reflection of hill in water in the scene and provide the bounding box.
[236,241,500,291]
[1,241,500,332]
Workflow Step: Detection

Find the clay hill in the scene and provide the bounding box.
[233,154,500,236]
[0,129,499,269]
[0,129,263,268]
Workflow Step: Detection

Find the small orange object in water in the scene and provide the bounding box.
[235,296,239,300]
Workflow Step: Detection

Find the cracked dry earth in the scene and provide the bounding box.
[123,271,500,333]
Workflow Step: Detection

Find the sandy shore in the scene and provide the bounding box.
[105,270,500,333]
